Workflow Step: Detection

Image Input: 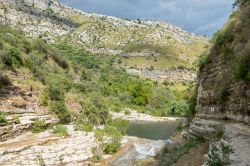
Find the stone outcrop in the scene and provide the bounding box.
[195,54,250,123]
[126,68,196,83]
[194,2,250,124]
[0,87,57,141]
[187,2,250,165]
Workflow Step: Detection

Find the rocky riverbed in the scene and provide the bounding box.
[111,109,185,122]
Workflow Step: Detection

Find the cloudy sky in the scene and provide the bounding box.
[59,0,234,37]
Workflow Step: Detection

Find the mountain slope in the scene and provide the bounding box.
[195,0,250,123]
[0,0,208,82]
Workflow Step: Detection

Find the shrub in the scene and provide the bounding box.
[80,99,110,125]
[49,101,71,124]
[215,127,224,140]
[0,73,11,90]
[9,48,23,66]
[52,125,69,137]
[92,146,103,162]
[49,48,69,69]
[207,145,224,166]
[103,140,120,154]
[124,110,131,115]
[131,83,152,106]
[46,84,65,101]
[0,113,7,124]
[234,56,250,81]
[32,119,47,133]
[1,48,23,67]
[75,122,94,132]
[217,84,230,102]
[233,0,249,7]
[167,100,189,116]
[197,52,212,70]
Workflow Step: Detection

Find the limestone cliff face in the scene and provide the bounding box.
[195,1,250,124]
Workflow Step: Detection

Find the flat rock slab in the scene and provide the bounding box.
[0,125,97,166]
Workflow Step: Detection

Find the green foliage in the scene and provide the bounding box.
[159,138,205,165]
[215,127,224,140]
[233,0,249,7]
[94,119,128,154]
[52,125,69,136]
[131,83,152,106]
[1,48,23,67]
[217,84,230,102]
[103,139,120,154]
[207,145,224,166]
[48,47,69,69]
[0,73,11,90]
[0,113,7,124]
[197,52,212,70]
[0,26,196,130]
[207,143,233,166]
[80,98,110,125]
[49,101,71,124]
[167,100,189,116]
[124,110,131,115]
[74,118,94,132]
[91,146,103,162]
[234,55,250,81]
[32,119,47,133]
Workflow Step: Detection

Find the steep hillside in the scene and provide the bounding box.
[182,1,250,165]
[0,0,208,82]
[195,0,250,124]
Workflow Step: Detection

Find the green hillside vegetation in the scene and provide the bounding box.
[63,14,208,70]
[0,25,195,127]
[198,0,250,83]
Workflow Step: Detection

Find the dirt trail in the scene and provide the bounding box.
[172,142,209,166]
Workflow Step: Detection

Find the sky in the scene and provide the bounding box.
[59,0,235,37]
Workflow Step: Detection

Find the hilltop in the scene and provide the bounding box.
[0,0,208,82]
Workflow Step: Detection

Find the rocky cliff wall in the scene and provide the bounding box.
[195,1,250,124]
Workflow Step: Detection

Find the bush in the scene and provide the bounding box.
[131,83,152,106]
[167,100,189,116]
[32,119,47,133]
[207,145,224,166]
[197,52,212,70]
[0,73,11,90]
[52,125,69,136]
[92,146,103,162]
[214,127,224,140]
[49,48,69,69]
[80,98,110,125]
[1,48,23,67]
[0,113,7,124]
[234,56,250,81]
[217,84,230,102]
[103,140,120,154]
[49,101,71,124]
[46,84,65,101]
[124,110,131,115]
[75,122,94,132]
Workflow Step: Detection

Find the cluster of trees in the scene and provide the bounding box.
[0,25,193,126]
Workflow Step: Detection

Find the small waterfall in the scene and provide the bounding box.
[110,139,175,166]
